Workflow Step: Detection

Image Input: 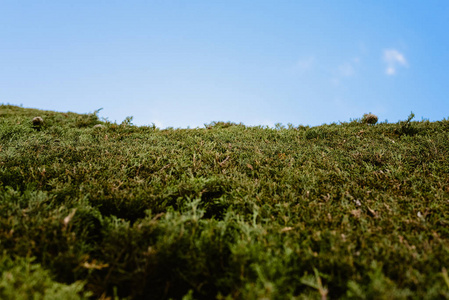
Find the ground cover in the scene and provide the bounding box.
[1,104,449,299]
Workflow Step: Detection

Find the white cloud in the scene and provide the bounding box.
[383,49,408,76]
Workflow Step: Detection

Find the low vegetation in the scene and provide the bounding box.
[361,113,378,125]
[1,104,449,299]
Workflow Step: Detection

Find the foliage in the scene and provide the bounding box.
[1,104,449,299]
[395,112,418,136]
[0,255,89,300]
[361,113,378,125]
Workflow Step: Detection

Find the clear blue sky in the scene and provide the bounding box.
[1,1,448,128]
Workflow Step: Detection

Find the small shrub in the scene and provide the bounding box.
[121,116,134,126]
[75,109,103,128]
[361,113,378,125]
[395,112,418,136]
[32,116,44,131]
[32,116,44,126]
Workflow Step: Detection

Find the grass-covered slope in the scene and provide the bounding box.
[1,104,449,299]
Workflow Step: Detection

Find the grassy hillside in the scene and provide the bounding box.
[1,104,449,299]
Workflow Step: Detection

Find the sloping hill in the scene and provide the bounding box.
[1,104,449,299]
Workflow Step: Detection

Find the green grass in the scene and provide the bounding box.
[1,104,449,299]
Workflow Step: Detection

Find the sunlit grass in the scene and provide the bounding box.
[1,104,449,299]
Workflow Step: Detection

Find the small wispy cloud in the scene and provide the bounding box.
[295,56,315,73]
[383,49,408,75]
[331,57,360,86]
[338,62,355,77]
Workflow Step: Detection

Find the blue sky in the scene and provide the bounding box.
[1,1,448,128]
